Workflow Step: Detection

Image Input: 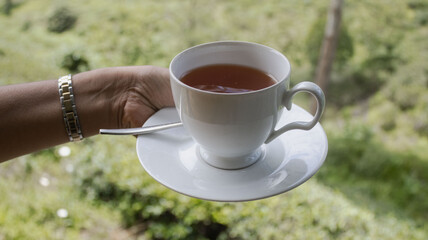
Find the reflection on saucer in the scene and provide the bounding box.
[267,170,288,189]
[179,143,198,172]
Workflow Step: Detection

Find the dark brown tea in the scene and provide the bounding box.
[180,64,277,93]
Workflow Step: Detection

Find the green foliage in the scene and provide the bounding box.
[47,7,77,33]
[305,13,354,70]
[368,95,399,131]
[0,145,122,239]
[0,0,23,15]
[66,135,428,239]
[367,24,428,137]
[309,0,420,108]
[1,0,12,15]
[304,6,404,107]
[72,137,229,239]
[408,0,428,25]
[318,123,428,221]
[60,52,90,73]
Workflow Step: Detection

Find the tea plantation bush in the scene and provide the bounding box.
[60,51,90,73]
[317,123,428,221]
[47,7,77,33]
[0,148,123,240]
[70,133,427,239]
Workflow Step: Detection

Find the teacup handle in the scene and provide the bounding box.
[265,81,325,144]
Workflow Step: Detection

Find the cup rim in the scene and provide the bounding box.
[169,40,291,96]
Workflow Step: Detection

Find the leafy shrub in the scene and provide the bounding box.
[47,7,77,33]
[1,0,14,15]
[75,164,228,239]
[70,137,227,239]
[410,103,428,136]
[408,0,428,25]
[317,123,428,220]
[60,52,89,73]
[368,95,399,131]
[70,135,428,239]
[304,11,403,107]
[305,12,354,71]
[370,47,428,136]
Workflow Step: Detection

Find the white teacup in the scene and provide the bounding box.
[170,41,325,170]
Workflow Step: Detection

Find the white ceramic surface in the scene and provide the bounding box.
[136,106,328,202]
[169,41,325,169]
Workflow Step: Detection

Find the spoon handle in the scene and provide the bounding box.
[99,122,183,135]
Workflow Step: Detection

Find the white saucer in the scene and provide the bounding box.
[136,105,328,202]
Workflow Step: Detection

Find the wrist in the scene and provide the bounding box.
[72,67,127,137]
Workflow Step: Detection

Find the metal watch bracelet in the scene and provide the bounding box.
[58,74,83,142]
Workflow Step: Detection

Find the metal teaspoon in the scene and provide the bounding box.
[99,122,183,135]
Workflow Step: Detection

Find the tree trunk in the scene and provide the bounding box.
[311,0,344,115]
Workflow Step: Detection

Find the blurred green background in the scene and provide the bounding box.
[1,0,427,239]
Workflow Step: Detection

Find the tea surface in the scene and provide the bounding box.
[180,64,276,93]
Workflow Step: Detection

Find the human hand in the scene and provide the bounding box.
[72,66,174,136]
[111,66,175,129]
